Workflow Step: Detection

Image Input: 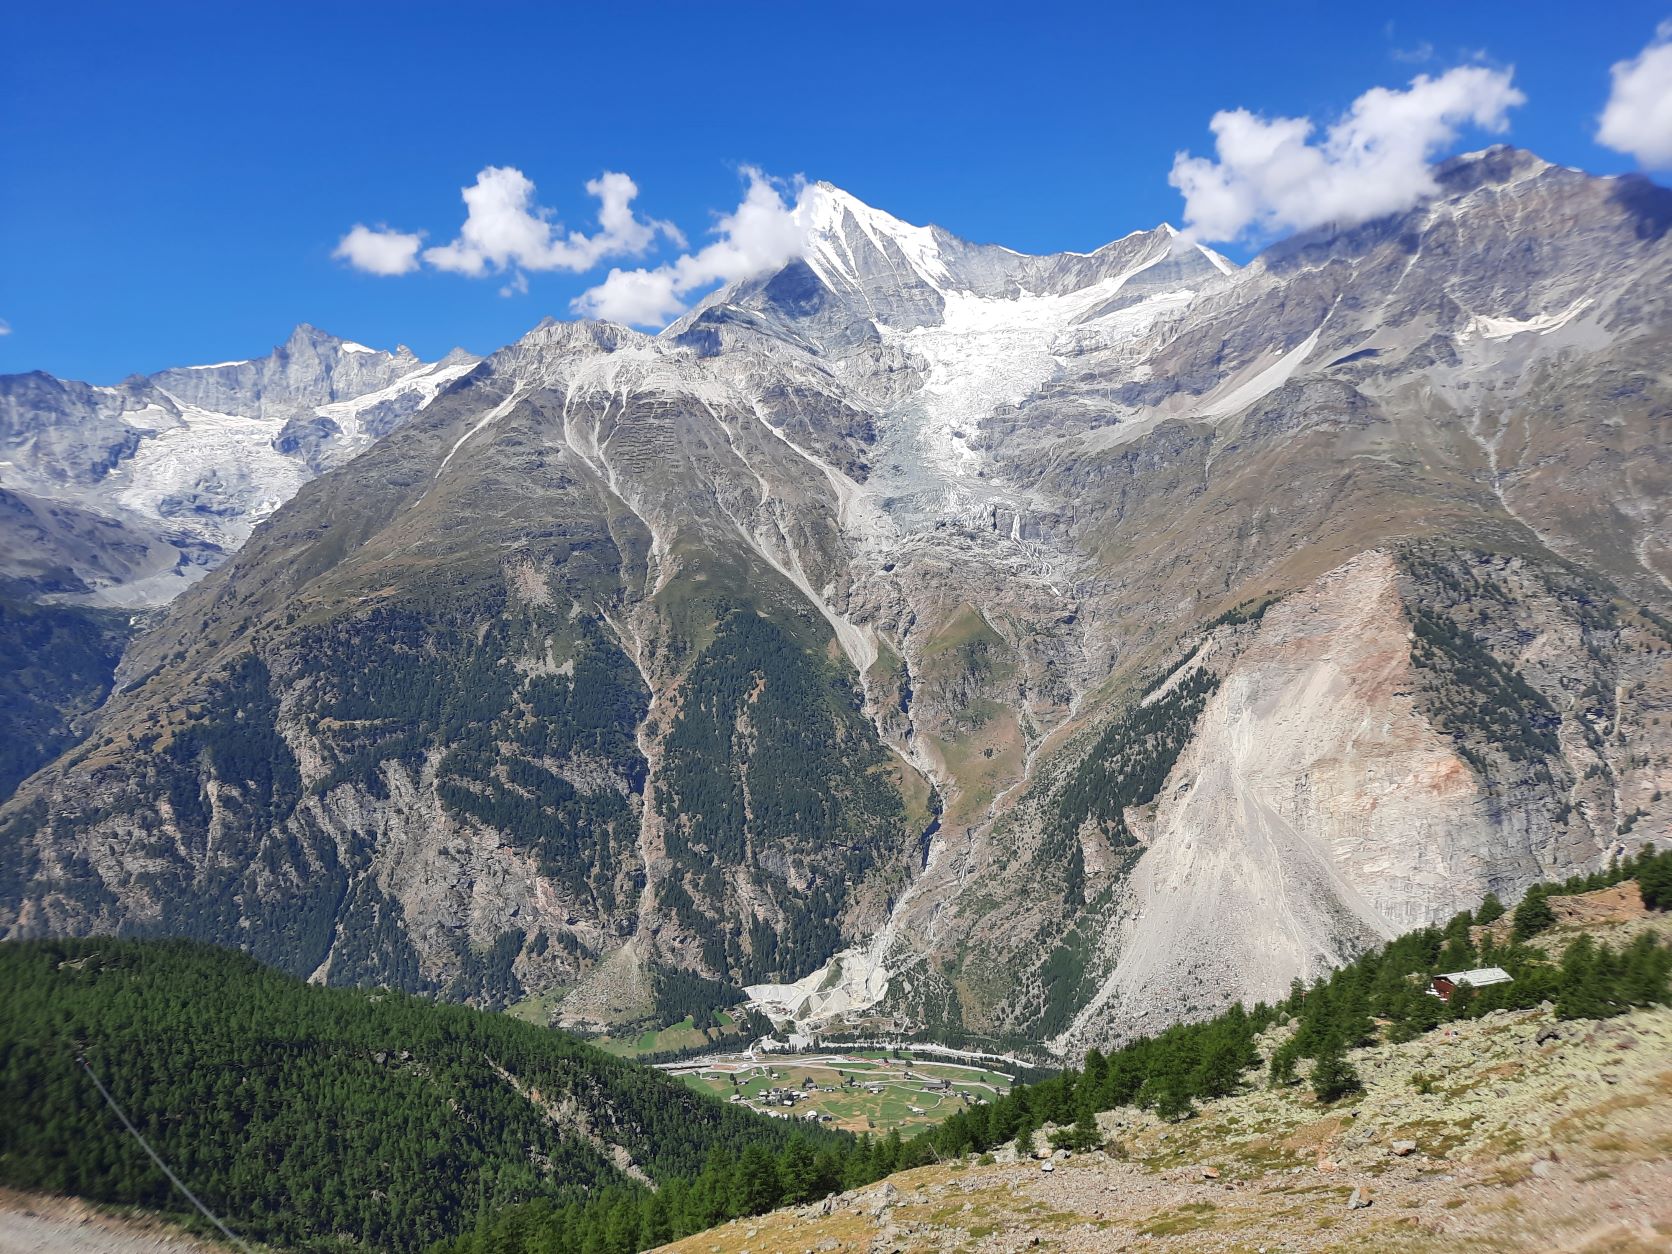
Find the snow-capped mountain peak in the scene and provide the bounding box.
[801,183,953,294]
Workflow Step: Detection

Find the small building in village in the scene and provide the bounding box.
[1428,967,1513,1001]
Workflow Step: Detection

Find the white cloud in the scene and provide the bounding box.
[0,318,11,336]
[1170,66,1525,243]
[574,267,688,326]
[421,167,680,279]
[574,168,808,325]
[1597,23,1672,170]
[334,168,681,288]
[334,224,424,276]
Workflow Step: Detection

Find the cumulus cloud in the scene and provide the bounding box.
[421,167,680,280]
[1170,65,1525,243]
[334,168,680,285]
[1597,23,1672,170]
[573,168,809,325]
[333,224,424,276]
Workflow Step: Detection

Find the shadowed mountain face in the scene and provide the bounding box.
[4,148,1670,1052]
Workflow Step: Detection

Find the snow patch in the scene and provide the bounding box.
[1200,328,1321,418]
[1196,243,1237,276]
[802,184,951,292]
[435,387,526,475]
[1462,298,1592,341]
[316,356,478,451]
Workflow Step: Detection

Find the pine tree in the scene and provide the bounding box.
[731,1145,780,1217]
[1513,891,1556,940]
[1620,933,1672,1005]
[774,1138,813,1206]
[1554,935,1629,1021]
[1192,1031,1248,1099]
[1369,960,1409,1019]
[1448,978,1480,1020]
[1139,1049,1195,1122]
[1050,1109,1102,1153]
[1639,850,1672,911]
[1080,1048,1108,1107]
[1268,1040,1300,1087]
[1309,1043,1361,1104]
[1387,984,1443,1042]
[1476,892,1506,925]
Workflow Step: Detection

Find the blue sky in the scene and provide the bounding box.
[3,1,1669,382]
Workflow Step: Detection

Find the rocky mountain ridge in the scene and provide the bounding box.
[0,324,477,606]
[2,147,1669,1056]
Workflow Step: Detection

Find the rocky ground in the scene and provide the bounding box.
[0,1190,225,1253]
[657,998,1672,1252]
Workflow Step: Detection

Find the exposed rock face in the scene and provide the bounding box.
[1058,549,1667,1045]
[3,149,1670,1047]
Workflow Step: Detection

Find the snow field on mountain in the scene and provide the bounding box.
[117,402,312,548]
[317,355,480,452]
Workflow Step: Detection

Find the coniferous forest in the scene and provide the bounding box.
[0,939,840,1251]
[3,848,1668,1253]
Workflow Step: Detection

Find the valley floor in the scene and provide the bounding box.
[655,1003,1672,1253]
[666,1051,1015,1134]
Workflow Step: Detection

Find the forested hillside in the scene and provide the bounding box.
[0,939,841,1251]
[654,608,919,984]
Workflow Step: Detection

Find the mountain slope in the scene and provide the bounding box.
[0,328,478,810]
[0,595,130,801]
[663,1004,1672,1254]
[4,149,1671,1055]
[454,856,1672,1254]
[0,937,844,1251]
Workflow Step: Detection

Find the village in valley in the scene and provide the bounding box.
[637,966,1523,1139]
[662,1050,1017,1134]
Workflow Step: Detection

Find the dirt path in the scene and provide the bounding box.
[0,1192,227,1254]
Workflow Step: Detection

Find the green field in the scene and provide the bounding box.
[595,1012,744,1057]
[502,986,568,1027]
[500,997,749,1059]
[670,1051,1014,1134]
